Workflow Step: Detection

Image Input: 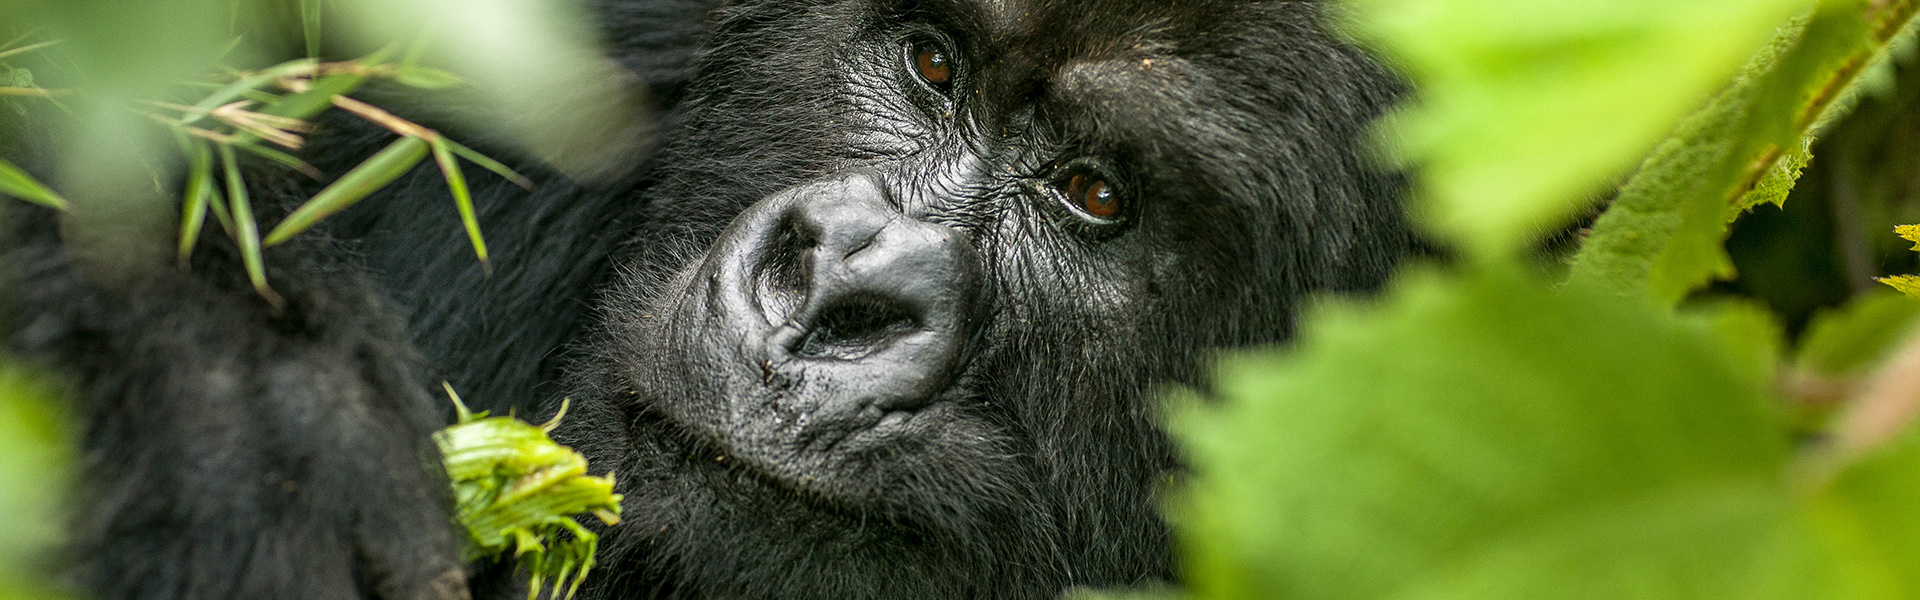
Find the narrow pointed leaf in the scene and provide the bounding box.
[432,138,490,269]
[0,159,67,211]
[232,139,321,179]
[300,0,322,59]
[446,139,532,189]
[265,136,428,246]
[220,145,281,306]
[396,66,463,90]
[178,140,215,265]
[186,59,316,126]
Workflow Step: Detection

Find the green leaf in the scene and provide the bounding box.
[300,0,322,59]
[0,362,79,600]
[445,139,531,189]
[1877,275,1920,300]
[435,390,620,600]
[0,158,67,211]
[219,144,279,305]
[1569,0,1920,304]
[1812,431,1920,597]
[431,138,490,270]
[177,139,214,265]
[1797,290,1920,376]
[184,59,316,127]
[264,135,428,246]
[1169,264,1806,600]
[261,72,363,122]
[395,65,463,90]
[1343,0,1815,256]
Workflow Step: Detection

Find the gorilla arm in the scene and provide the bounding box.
[1,205,466,600]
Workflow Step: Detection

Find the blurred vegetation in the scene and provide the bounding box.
[1082,0,1920,598]
[0,0,641,596]
[12,0,1920,599]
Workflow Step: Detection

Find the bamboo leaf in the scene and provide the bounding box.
[446,139,531,189]
[186,59,317,127]
[0,159,67,211]
[219,145,281,306]
[396,66,463,90]
[232,139,321,179]
[301,0,322,59]
[178,139,215,266]
[432,138,491,271]
[265,136,428,246]
[263,72,364,122]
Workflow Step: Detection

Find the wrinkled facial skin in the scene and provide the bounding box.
[556,0,1409,598]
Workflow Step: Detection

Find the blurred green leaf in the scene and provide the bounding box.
[264,135,428,246]
[0,361,79,600]
[1169,264,1813,600]
[1797,291,1920,376]
[395,65,462,90]
[1811,430,1920,597]
[0,158,67,210]
[1344,0,1814,256]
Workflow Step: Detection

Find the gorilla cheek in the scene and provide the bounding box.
[634,171,984,501]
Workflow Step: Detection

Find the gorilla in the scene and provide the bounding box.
[0,0,1410,598]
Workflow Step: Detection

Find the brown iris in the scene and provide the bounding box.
[1066,173,1118,219]
[911,41,953,88]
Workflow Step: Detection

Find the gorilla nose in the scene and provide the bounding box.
[710,172,981,419]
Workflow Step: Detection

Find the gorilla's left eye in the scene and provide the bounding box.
[1050,163,1129,224]
[907,38,955,92]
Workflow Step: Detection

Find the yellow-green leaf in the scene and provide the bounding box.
[0,158,68,211]
[1877,275,1920,299]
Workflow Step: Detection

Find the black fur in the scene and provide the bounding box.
[0,0,1408,599]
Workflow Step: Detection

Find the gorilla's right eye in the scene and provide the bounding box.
[907,38,955,93]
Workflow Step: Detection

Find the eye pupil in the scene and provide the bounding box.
[1069,174,1119,219]
[914,43,952,86]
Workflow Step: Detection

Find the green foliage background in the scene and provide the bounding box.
[10,0,1920,598]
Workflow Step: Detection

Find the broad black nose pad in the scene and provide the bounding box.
[747,174,980,407]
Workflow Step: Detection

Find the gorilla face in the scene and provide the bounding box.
[564,0,1407,596]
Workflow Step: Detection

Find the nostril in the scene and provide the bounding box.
[794,293,922,360]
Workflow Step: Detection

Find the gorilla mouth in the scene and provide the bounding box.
[640,171,985,501]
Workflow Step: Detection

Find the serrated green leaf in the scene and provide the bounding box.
[0,158,67,211]
[1877,275,1920,300]
[1895,224,1920,250]
[264,135,428,246]
[1570,0,1920,304]
[1797,290,1920,376]
[431,138,489,269]
[1345,0,1815,256]
[1170,264,1805,600]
